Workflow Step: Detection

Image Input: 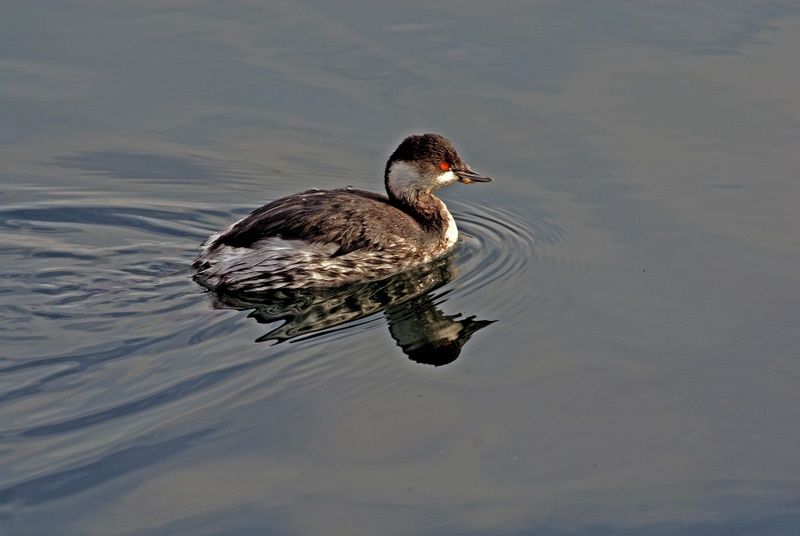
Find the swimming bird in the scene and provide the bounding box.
[193,133,492,291]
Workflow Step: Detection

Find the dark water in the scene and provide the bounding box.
[2,1,800,534]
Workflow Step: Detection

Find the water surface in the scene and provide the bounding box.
[1,1,799,534]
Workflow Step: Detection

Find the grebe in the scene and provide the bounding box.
[193,133,492,291]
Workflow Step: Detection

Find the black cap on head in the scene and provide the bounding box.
[385,133,465,176]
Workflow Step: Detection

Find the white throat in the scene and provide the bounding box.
[443,209,458,248]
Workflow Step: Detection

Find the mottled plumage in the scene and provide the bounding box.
[212,188,435,255]
[193,133,491,291]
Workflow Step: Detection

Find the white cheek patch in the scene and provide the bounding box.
[387,162,460,195]
[386,161,425,194]
[435,170,458,187]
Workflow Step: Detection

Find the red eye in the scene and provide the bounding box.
[438,161,450,171]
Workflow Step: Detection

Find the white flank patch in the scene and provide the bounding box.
[195,235,343,289]
[197,216,246,258]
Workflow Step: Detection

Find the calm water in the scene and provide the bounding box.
[2,1,800,534]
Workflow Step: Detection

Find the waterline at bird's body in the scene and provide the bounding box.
[193,133,492,291]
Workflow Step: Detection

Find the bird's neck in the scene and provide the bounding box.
[391,191,455,245]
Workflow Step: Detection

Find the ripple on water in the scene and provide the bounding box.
[188,195,577,357]
[448,199,574,319]
[0,191,576,509]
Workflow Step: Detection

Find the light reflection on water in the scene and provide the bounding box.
[1,1,800,534]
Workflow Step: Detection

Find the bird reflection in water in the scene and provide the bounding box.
[201,255,494,366]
